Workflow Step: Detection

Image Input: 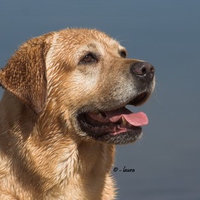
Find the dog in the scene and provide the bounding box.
[0,28,155,199]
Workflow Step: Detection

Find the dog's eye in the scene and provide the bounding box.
[120,50,126,58]
[80,53,98,64]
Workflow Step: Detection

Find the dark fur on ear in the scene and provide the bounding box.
[0,35,51,114]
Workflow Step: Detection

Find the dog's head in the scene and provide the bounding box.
[0,29,155,145]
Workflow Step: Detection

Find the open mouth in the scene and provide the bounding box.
[77,92,149,144]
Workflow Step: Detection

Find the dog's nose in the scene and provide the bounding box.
[131,62,155,82]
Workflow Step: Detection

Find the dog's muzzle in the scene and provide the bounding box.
[77,61,155,145]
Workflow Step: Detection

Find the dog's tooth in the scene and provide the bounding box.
[97,113,103,118]
[94,112,104,119]
[121,117,127,126]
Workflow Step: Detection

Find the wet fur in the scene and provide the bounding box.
[0,29,154,199]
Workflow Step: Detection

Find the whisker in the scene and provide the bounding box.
[0,129,9,136]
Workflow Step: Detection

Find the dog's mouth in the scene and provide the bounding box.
[77,92,150,144]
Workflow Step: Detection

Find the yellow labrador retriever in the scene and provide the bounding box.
[0,28,155,199]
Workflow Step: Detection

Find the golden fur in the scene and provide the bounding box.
[0,28,155,199]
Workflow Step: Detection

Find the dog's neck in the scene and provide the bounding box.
[0,91,115,197]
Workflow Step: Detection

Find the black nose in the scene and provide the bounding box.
[131,62,155,82]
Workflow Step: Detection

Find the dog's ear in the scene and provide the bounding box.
[0,36,49,114]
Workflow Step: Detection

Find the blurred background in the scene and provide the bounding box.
[0,0,199,199]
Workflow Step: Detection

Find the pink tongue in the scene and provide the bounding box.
[107,107,148,126]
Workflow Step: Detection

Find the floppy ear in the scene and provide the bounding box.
[0,37,49,114]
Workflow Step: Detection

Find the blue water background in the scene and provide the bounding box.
[0,1,200,199]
